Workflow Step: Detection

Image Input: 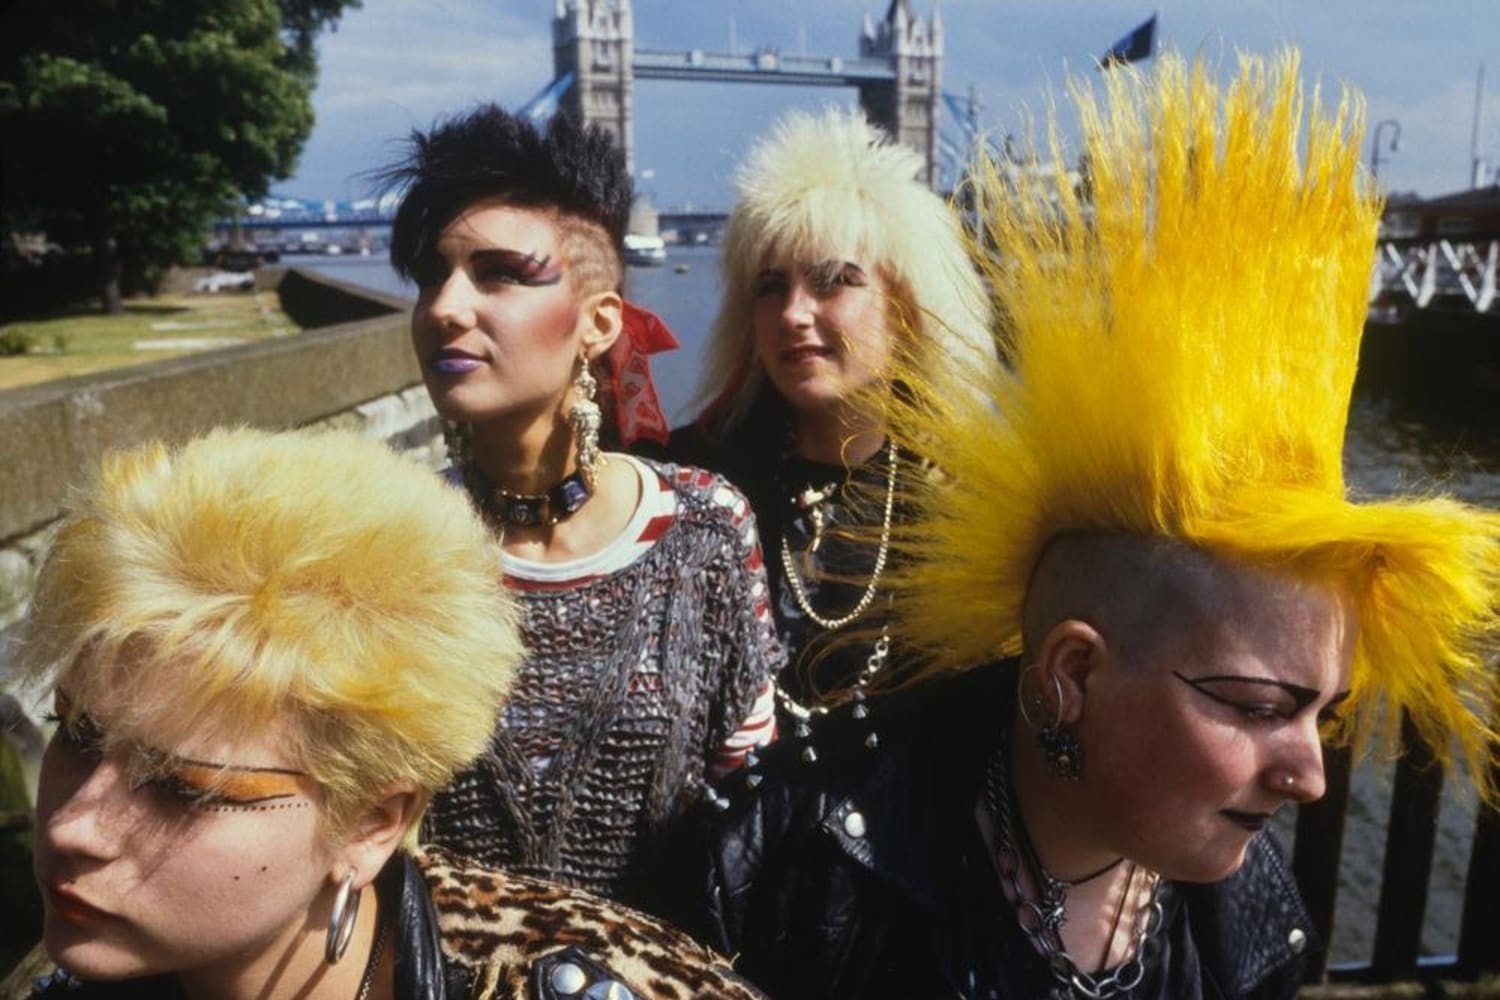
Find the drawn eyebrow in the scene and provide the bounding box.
[1172,671,1333,712]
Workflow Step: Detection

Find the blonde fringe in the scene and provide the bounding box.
[882,49,1500,800]
[694,106,992,429]
[16,427,523,841]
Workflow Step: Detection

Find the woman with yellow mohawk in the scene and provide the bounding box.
[673,106,992,736]
[692,51,1500,999]
[15,428,766,999]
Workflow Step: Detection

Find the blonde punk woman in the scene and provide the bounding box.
[15,427,768,1000]
[672,107,993,739]
[692,52,1500,1000]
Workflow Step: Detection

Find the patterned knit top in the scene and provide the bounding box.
[423,456,783,903]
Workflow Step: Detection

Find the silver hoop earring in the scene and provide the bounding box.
[325,871,361,965]
[1016,664,1084,781]
[568,354,602,489]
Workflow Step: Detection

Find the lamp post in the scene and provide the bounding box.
[1370,119,1402,183]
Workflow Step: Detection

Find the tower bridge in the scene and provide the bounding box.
[554,0,943,186]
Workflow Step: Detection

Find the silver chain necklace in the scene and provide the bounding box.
[983,750,1164,999]
[354,916,389,1000]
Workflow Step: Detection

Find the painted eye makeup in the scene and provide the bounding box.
[471,249,562,287]
[44,708,106,756]
[753,270,788,297]
[47,695,311,813]
[805,260,866,293]
[140,757,314,812]
[1172,671,1323,723]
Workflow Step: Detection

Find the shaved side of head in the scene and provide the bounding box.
[1021,535,1338,670]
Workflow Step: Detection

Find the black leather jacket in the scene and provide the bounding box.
[688,662,1320,1000]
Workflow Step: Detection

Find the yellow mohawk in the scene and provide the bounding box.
[885,50,1500,797]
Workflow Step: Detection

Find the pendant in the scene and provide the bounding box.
[794,483,836,555]
[1039,879,1068,932]
[807,504,826,554]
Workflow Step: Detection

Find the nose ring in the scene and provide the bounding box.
[1282,775,1296,789]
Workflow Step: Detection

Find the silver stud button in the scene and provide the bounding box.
[1287,928,1307,955]
[843,810,867,838]
[550,961,588,995]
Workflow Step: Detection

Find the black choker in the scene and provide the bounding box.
[472,467,594,527]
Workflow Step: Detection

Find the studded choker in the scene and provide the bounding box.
[470,466,594,527]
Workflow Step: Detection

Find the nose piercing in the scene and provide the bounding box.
[1281,775,1296,789]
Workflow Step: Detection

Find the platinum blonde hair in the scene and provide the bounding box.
[692,106,992,430]
[17,426,522,842]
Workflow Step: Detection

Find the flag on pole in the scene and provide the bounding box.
[1099,14,1156,69]
[519,70,576,123]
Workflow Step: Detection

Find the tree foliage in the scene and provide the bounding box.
[0,0,359,311]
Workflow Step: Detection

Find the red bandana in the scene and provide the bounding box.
[603,301,680,447]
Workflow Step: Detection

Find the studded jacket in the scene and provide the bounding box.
[684,662,1320,1000]
[20,846,766,1000]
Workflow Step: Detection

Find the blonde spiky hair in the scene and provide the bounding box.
[884,50,1500,799]
[16,427,521,841]
[693,106,992,430]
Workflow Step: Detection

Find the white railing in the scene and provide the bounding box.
[1370,239,1499,315]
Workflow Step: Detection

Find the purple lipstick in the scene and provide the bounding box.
[431,349,483,374]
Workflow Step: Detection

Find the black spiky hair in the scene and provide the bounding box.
[383,105,632,282]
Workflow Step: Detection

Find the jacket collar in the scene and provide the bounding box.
[811,662,1319,996]
[390,851,459,1000]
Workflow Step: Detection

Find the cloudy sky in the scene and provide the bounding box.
[285,0,1500,208]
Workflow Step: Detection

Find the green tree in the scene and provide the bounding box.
[0,0,359,314]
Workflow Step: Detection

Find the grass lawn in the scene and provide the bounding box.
[0,290,303,392]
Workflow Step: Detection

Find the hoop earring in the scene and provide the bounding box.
[1017,665,1085,781]
[325,871,361,965]
[568,353,602,489]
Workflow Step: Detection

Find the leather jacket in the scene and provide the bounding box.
[687,662,1320,1000]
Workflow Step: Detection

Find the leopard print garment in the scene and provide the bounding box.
[417,846,766,1000]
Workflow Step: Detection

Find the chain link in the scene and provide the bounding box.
[984,749,1163,998]
[778,440,898,631]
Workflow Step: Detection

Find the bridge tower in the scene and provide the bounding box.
[858,0,943,186]
[552,0,635,171]
[550,0,945,189]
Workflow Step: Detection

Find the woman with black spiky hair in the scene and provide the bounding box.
[381,106,782,907]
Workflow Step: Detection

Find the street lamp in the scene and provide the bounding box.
[1370,119,1401,182]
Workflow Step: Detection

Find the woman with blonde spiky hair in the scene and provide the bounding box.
[673,106,992,735]
[17,428,767,1000]
[691,51,1500,1000]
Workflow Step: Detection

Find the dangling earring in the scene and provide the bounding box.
[325,871,361,965]
[1017,665,1085,781]
[568,352,603,489]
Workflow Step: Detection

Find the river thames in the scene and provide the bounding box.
[299,244,1499,966]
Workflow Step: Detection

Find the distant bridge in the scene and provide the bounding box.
[216,207,727,240]
[555,0,947,187]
